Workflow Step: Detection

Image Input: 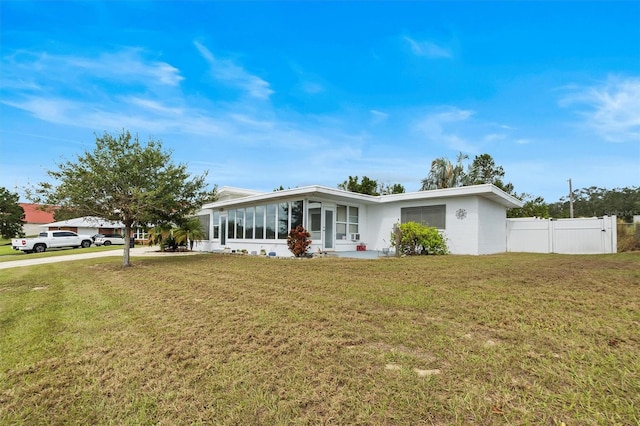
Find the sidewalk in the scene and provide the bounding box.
[0,246,199,270]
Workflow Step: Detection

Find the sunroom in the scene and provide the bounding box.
[194,186,374,256]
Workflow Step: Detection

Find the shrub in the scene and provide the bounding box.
[391,222,448,255]
[287,225,312,257]
[617,220,640,252]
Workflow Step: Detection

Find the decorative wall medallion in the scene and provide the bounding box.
[456,208,467,220]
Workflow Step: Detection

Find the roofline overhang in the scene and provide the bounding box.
[201,183,524,210]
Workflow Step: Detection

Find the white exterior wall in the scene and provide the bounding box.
[477,197,508,254]
[364,196,482,255]
[364,203,399,253]
[23,223,44,236]
[441,197,479,255]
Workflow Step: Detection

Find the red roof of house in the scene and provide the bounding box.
[20,203,57,224]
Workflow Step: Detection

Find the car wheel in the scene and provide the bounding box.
[81,240,91,248]
[104,240,112,246]
[34,244,46,253]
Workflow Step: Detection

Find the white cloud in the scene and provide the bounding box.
[370,109,389,124]
[126,97,184,116]
[301,81,324,95]
[403,36,452,59]
[483,133,506,142]
[55,49,184,87]
[194,41,274,100]
[414,107,478,153]
[560,76,640,143]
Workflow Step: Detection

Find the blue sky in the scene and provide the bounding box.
[1,1,639,203]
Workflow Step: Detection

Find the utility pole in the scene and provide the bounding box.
[568,178,574,218]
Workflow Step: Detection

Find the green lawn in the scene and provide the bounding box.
[0,241,127,261]
[1,253,638,425]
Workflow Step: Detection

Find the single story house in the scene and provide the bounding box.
[20,203,56,236]
[194,184,523,256]
[43,216,125,237]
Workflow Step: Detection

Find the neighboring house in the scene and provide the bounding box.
[44,216,125,236]
[20,203,56,236]
[194,184,523,256]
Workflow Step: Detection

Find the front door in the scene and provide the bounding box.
[323,208,334,251]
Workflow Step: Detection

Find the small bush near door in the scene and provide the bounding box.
[392,222,448,255]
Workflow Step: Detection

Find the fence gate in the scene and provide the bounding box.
[506,216,617,254]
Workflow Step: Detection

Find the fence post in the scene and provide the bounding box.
[611,215,617,253]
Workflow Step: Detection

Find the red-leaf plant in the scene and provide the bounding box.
[287,225,312,257]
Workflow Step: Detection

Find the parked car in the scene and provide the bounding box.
[94,234,125,246]
[12,231,93,253]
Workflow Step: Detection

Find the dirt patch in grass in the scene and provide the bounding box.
[1,253,639,424]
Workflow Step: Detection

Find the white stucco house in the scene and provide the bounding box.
[193,183,523,256]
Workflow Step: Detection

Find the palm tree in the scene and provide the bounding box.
[421,153,468,190]
[147,222,173,250]
[173,217,206,251]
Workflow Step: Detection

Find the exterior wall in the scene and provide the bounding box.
[506,216,617,254]
[441,197,479,255]
[476,197,508,254]
[23,223,44,236]
[365,196,482,255]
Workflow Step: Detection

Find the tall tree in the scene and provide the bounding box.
[508,193,550,218]
[0,187,25,239]
[53,206,80,221]
[379,182,406,195]
[28,130,215,267]
[173,217,207,251]
[338,176,380,195]
[548,186,639,221]
[463,153,514,193]
[420,153,467,190]
[338,176,405,196]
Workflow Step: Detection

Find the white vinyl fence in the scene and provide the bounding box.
[506,216,617,254]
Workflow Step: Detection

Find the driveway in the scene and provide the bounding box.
[0,246,198,270]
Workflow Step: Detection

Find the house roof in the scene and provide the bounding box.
[20,203,56,224]
[43,216,125,228]
[204,184,524,209]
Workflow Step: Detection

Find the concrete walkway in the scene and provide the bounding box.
[0,246,198,270]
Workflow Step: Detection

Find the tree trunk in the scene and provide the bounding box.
[123,224,132,267]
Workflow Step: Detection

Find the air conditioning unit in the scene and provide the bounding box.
[350,233,360,241]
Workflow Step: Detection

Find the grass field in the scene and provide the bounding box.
[1,253,638,425]
[0,241,127,261]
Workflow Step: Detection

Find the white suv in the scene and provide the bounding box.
[94,234,125,246]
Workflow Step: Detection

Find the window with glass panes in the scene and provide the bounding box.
[224,201,305,240]
[400,205,446,229]
[255,205,265,239]
[227,209,236,239]
[336,205,359,240]
[244,207,254,239]
[266,204,276,239]
[213,211,220,239]
[197,214,210,240]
